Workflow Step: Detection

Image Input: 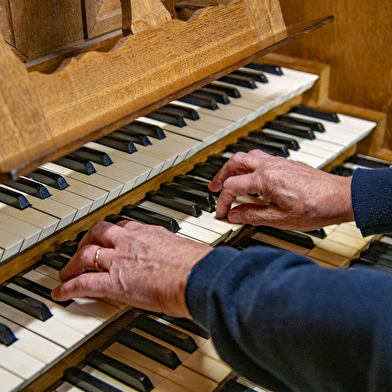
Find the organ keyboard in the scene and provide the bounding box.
[0,1,388,391]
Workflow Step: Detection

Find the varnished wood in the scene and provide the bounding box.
[20,309,142,392]
[276,0,392,154]
[6,0,84,60]
[120,0,172,36]
[1,0,318,181]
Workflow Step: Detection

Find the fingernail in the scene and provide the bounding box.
[229,211,243,224]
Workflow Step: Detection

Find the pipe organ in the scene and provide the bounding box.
[0,1,388,391]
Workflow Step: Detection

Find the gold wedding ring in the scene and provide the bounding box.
[94,247,104,272]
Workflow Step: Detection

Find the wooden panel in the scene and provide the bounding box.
[8,0,84,60]
[83,0,122,38]
[276,0,392,151]
[0,0,14,45]
[0,0,292,180]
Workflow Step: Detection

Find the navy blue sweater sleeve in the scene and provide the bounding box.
[352,167,392,236]
[186,246,392,392]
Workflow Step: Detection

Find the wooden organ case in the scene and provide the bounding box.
[0,1,388,391]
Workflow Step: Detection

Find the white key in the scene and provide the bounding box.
[139,201,225,245]
[137,118,201,164]
[7,280,103,336]
[171,102,237,137]
[0,212,41,251]
[41,175,108,212]
[0,201,59,241]
[0,301,83,349]
[0,315,65,365]
[42,162,123,203]
[0,184,76,231]
[0,340,44,380]
[0,227,23,262]
[20,270,118,322]
[0,366,23,392]
[83,142,152,185]
[131,327,232,383]
[56,382,84,392]
[104,343,218,392]
[140,200,232,238]
[82,366,139,392]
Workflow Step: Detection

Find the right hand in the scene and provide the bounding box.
[209,150,354,231]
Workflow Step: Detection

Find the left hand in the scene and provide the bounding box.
[51,220,213,318]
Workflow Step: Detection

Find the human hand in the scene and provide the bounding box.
[209,150,354,231]
[51,220,213,318]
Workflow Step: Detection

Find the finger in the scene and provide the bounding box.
[215,172,261,218]
[59,245,113,282]
[227,203,294,228]
[52,273,112,302]
[208,152,264,192]
[77,221,124,251]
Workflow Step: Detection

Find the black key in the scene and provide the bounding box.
[132,314,198,353]
[6,177,51,199]
[249,131,299,150]
[116,329,181,369]
[223,379,257,392]
[178,93,218,110]
[146,111,186,127]
[234,235,277,250]
[255,226,315,249]
[350,258,392,273]
[63,367,122,392]
[369,241,392,256]
[121,205,180,233]
[231,69,268,83]
[277,114,325,133]
[219,73,256,89]
[188,162,221,181]
[173,175,220,197]
[356,249,392,268]
[304,229,327,239]
[207,155,229,167]
[197,87,230,104]
[227,137,289,157]
[157,314,211,339]
[74,230,88,242]
[105,214,131,225]
[113,129,152,146]
[0,185,31,210]
[331,166,354,177]
[27,168,69,190]
[10,275,73,307]
[97,134,137,154]
[123,121,165,139]
[41,252,70,270]
[55,154,96,175]
[0,323,17,346]
[84,351,153,392]
[264,120,315,140]
[157,104,199,120]
[0,285,52,321]
[290,105,340,123]
[347,154,392,169]
[244,62,283,75]
[208,83,241,98]
[147,191,202,217]
[57,240,80,256]
[159,182,215,212]
[72,147,113,166]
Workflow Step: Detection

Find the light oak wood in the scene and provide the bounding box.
[120,0,172,36]
[0,0,296,181]
[276,0,392,154]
